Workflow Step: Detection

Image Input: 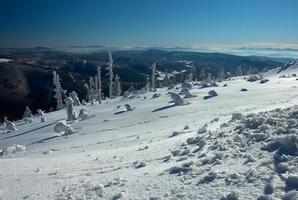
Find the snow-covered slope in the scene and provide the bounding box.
[264,60,298,78]
[1,70,298,199]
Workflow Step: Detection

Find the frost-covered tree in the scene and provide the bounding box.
[217,68,225,81]
[199,68,206,81]
[65,97,77,121]
[235,66,243,76]
[95,65,102,103]
[191,66,197,81]
[163,70,171,87]
[85,77,96,103]
[53,71,65,110]
[114,74,121,97]
[145,76,150,92]
[108,51,114,99]
[151,62,156,91]
[206,73,212,83]
[70,91,81,106]
[23,106,33,119]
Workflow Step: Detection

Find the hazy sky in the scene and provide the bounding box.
[1,0,298,48]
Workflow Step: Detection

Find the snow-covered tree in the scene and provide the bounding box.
[95,65,102,103]
[108,51,114,99]
[191,66,197,81]
[151,62,156,91]
[235,66,243,76]
[163,70,171,87]
[145,76,150,92]
[70,91,81,106]
[206,73,212,83]
[114,74,121,97]
[23,106,33,119]
[65,97,77,121]
[217,68,225,81]
[85,77,96,103]
[53,71,65,110]
[199,68,206,81]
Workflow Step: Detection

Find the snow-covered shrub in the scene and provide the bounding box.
[285,175,298,190]
[0,144,26,157]
[181,82,192,90]
[231,113,243,121]
[198,171,218,184]
[65,97,77,121]
[282,191,298,200]
[264,180,274,194]
[170,131,182,137]
[112,191,125,200]
[170,149,182,156]
[262,134,298,156]
[197,125,208,134]
[260,79,269,84]
[257,195,274,200]
[54,122,74,135]
[210,82,219,87]
[125,104,134,111]
[247,75,261,82]
[203,90,218,99]
[152,93,161,98]
[78,109,90,120]
[70,91,81,106]
[41,117,46,123]
[134,161,146,168]
[37,109,45,116]
[168,165,192,175]
[220,192,239,200]
[4,117,17,131]
[81,99,87,105]
[170,92,185,106]
[275,162,289,173]
[181,88,195,98]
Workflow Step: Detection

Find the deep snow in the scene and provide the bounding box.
[1,63,298,199]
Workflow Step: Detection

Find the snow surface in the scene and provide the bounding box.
[1,64,298,199]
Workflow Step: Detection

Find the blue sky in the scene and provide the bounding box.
[0,0,298,48]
